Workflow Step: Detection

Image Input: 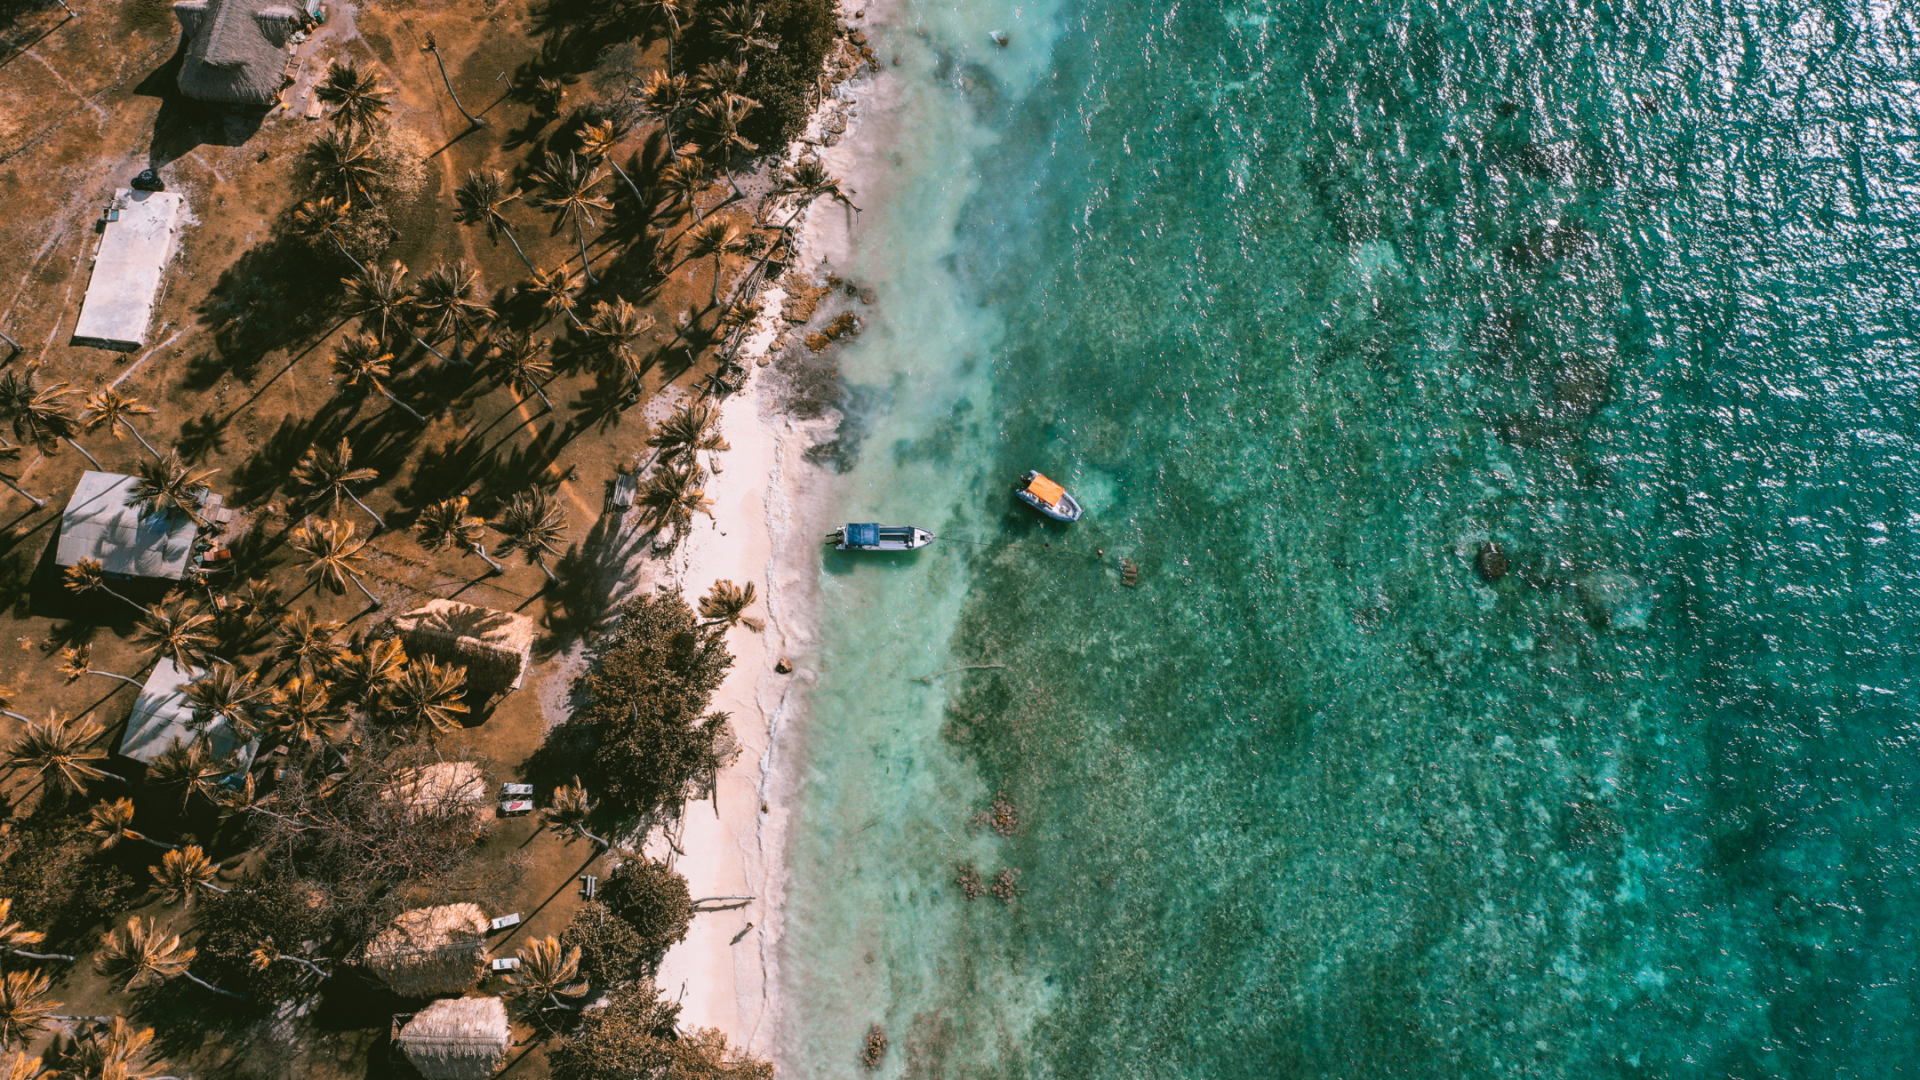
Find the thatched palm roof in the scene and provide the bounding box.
[381,761,491,831]
[364,904,491,999]
[392,600,538,692]
[397,996,510,1080]
[173,0,299,105]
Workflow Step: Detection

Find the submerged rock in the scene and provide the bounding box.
[1475,542,1509,581]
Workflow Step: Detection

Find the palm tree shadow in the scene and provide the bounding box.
[537,509,645,653]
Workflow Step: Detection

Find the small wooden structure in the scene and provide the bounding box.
[364,904,491,999]
[395,997,511,1080]
[391,600,537,693]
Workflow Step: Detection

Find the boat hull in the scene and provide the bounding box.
[1015,484,1083,522]
[831,524,937,551]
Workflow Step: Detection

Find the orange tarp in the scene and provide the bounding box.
[1026,473,1066,507]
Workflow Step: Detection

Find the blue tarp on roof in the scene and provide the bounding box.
[845,523,879,546]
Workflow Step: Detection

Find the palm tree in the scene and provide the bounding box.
[586,298,656,387]
[0,1052,39,1080]
[306,130,382,208]
[686,217,748,306]
[0,370,96,467]
[62,1017,160,1080]
[333,635,407,700]
[332,335,426,423]
[495,490,567,583]
[262,676,341,751]
[63,559,149,615]
[0,446,43,509]
[382,658,470,734]
[291,517,380,607]
[414,497,505,574]
[503,936,588,1012]
[522,267,585,328]
[0,901,69,965]
[638,463,713,538]
[248,937,331,983]
[540,778,608,846]
[132,593,215,670]
[490,334,555,411]
[642,0,690,74]
[454,170,536,273]
[146,738,234,814]
[290,439,386,530]
[708,2,777,54]
[149,846,227,908]
[315,59,391,135]
[414,260,494,365]
[97,918,238,998]
[5,713,116,796]
[184,661,265,741]
[294,196,365,271]
[343,262,448,362]
[699,580,764,632]
[648,401,729,469]
[531,152,611,285]
[132,451,215,528]
[0,970,57,1049]
[689,93,759,200]
[420,32,485,128]
[658,151,715,223]
[86,799,175,853]
[639,69,689,156]
[81,388,162,461]
[55,646,144,690]
[779,154,862,214]
[273,609,347,679]
[689,58,748,101]
[576,120,647,209]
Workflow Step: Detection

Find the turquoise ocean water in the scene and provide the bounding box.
[778,0,1920,1076]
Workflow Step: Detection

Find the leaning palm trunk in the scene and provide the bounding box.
[574,220,599,286]
[64,438,101,469]
[0,475,44,509]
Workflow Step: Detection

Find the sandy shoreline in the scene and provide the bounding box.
[648,2,896,1056]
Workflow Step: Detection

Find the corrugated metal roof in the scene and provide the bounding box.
[55,471,198,581]
[119,658,257,769]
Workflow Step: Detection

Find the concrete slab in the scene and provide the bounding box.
[71,189,185,351]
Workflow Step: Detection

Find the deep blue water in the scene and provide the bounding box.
[782,0,1920,1076]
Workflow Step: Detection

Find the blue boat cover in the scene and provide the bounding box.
[846,523,880,546]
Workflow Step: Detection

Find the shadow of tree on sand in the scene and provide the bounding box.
[536,507,648,656]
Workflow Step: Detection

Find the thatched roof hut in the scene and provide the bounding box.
[396,996,510,1080]
[364,904,491,998]
[381,761,491,836]
[172,0,301,105]
[392,600,538,693]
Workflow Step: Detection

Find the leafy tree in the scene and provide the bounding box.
[600,858,693,965]
[192,875,334,1001]
[567,595,733,819]
[560,902,649,990]
[0,821,137,946]
[546,982,679,1080]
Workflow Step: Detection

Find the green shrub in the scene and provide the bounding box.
[0,819,136,949]
[599,858,692,964]
[561,901,650,989]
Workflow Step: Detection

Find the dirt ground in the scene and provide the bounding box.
[0,0,802,1073]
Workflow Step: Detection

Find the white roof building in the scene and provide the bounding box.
[55,471,201,581]
[118,658,258,769]
[71,191,185,352]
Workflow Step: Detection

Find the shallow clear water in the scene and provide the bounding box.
[780,0,1920,1076]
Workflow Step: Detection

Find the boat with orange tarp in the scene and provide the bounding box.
[1015,471,1082,522]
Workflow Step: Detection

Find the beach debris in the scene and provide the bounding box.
[1119,558,1139,587]
[955,863,985,900]
[730,922,756,945]
[992,868,1021,904]
[860,1024,889,1070]
[988,29,1010,47]
[774,657,793,674]
[805,311,861,352]
[972,793,1019,837]
[1475,542,1509,581]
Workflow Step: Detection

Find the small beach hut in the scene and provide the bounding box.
[117,658,258,770]
[381,761,491,837]
[364,904,491,998]
[172,0,303,106]
[395,997,511,1080]
[55,472,206,581]
[391,601,538,693]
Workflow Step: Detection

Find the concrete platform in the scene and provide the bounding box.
[71,189,185,351]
